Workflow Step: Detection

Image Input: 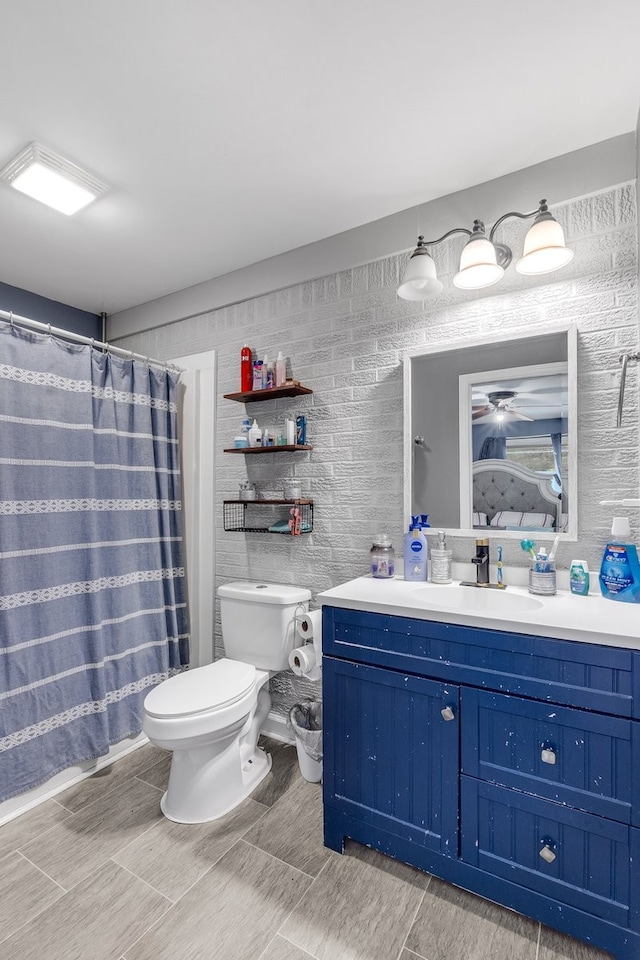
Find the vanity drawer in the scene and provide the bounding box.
[461,776,640,929]
[461,688,639,824]
[323,606,640,718]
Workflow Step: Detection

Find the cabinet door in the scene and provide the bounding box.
[323,656,459,857]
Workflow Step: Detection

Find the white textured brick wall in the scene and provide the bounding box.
[116,183,639,719]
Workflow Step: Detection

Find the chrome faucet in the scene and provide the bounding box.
[471,539,490,585]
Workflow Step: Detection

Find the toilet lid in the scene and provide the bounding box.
[144,658,256,719]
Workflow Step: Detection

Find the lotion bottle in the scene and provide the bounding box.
[275,351,286,387]
[403,525,428,581]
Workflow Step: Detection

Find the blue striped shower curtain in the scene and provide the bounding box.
[0,323,189,802]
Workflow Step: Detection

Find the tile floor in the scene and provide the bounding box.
[0,737,614,960]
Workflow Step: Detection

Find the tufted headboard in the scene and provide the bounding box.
[472,459,561,530]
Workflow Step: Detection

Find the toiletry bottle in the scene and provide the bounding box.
[295,414,307,445]
[248,419,262,447]
[569,560,590,596]
[430,530,452,584]
[599,517,640,603]
[240,345,252,392]
[265,360,275,389]
[404,525,428,581]
[252,360,264,391]
[275,351,286,387]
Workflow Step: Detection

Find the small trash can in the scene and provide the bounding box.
[288,698,322,782]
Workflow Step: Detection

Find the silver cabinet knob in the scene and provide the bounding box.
[539,844,557,863]
[540,747,557,765]
[441,706,455,721]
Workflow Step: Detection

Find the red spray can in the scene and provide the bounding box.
[240,345,252,392]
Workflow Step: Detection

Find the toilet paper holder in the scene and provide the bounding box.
[289,606,322,680]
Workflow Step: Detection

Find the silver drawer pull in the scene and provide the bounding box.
[539,844,557,863]
[540,747,557,765]
[440,706,455,721]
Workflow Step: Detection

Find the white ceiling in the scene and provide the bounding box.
[1,1,639,317]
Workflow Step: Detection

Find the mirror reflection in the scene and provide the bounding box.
[404,325,577,539]
[460,363,568,533]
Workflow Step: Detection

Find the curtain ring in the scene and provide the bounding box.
[9,311,14,328]
[47,323,52,338]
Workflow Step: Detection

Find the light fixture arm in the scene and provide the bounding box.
[413,226,472,250]
[488,204,543,242]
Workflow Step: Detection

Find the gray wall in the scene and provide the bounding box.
[109,135,635,338]
[0,281,101,338]
[111,177,639,721]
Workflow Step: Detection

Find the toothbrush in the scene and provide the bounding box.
[520,539,537,559]
[548,536,560,563]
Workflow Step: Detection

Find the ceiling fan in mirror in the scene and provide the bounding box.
[472,390,534,423]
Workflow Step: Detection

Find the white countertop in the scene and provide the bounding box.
[318,576,640,649]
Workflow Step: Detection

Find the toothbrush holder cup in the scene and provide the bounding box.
[528,558,556,596]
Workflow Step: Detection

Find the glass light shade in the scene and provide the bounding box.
[516,216,574,275]
[453,236,504,290]
[397,249,443,300]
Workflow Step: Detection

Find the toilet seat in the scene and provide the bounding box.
[144,658,256,720]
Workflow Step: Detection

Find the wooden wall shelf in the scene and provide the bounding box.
[223,444,312,454]
[224,384,313,403]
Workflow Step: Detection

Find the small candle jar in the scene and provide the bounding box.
[370,534,395,579]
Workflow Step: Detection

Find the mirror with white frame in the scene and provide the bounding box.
[403,324,578,540]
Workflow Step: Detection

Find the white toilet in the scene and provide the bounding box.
[143,580,311,823]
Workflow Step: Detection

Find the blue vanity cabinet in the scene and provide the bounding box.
[322,604,640,960]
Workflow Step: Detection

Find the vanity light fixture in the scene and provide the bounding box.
[0,142,108,215]
[397,199,573,300]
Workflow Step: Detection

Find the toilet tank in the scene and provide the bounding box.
[218,581,311,671]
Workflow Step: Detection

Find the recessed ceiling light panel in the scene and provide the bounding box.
[0,142,108,215]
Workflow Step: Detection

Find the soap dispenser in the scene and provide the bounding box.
[430,530,452,584]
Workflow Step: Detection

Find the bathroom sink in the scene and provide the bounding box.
[410,585,544,614]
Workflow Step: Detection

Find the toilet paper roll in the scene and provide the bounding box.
[288,644,321,681]
[296,609,321,643]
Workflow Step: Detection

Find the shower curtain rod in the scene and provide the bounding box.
[0,309,182,372]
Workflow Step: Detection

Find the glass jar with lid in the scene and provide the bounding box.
[370,534,395,579]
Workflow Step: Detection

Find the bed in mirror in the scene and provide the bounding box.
[403,324,578,540]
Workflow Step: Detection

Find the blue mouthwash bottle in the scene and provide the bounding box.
[599,517,640,603]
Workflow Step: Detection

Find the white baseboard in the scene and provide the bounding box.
[261,711,294,744]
